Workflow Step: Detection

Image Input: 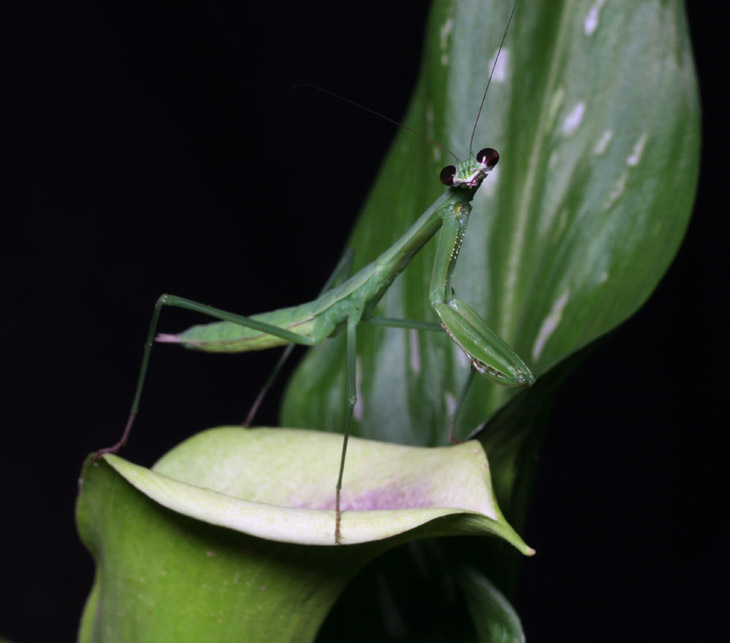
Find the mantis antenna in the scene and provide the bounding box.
[469,0,519,156]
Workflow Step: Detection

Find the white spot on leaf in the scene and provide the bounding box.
[562,101,585,135]
[584,0,607,36]
[604,170,628,210]
[603,133,647,209]
[487,48,509,82]
[532,290,571,361]
[627,133,648,166]
[548,86,566,125]
[440,18,454,66]
[593,129,613,155]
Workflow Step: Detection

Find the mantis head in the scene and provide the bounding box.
[439,148,499,189]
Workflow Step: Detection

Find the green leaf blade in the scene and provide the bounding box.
[282,0,699,444]
[457,566,526,643]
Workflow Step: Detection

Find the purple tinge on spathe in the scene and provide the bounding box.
[294,483,448,512]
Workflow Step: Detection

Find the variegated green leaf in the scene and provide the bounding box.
[281,0,699,446]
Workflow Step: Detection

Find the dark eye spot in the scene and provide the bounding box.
[440,165,456,185]
[476,148,499,169]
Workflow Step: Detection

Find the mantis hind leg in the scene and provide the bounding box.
[97,294,319,459]
[334,301,364,544]
[242,248,356,427]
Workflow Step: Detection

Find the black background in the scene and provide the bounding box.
[2,2,727,641]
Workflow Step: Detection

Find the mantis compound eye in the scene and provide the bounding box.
[476,148,499,169]
[440,165,457,186]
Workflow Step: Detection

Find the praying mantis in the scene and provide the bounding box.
[99,0,533,544]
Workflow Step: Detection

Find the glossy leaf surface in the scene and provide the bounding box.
[281,0,699,445]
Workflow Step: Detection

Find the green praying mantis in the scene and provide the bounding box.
[99,0,533,544]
